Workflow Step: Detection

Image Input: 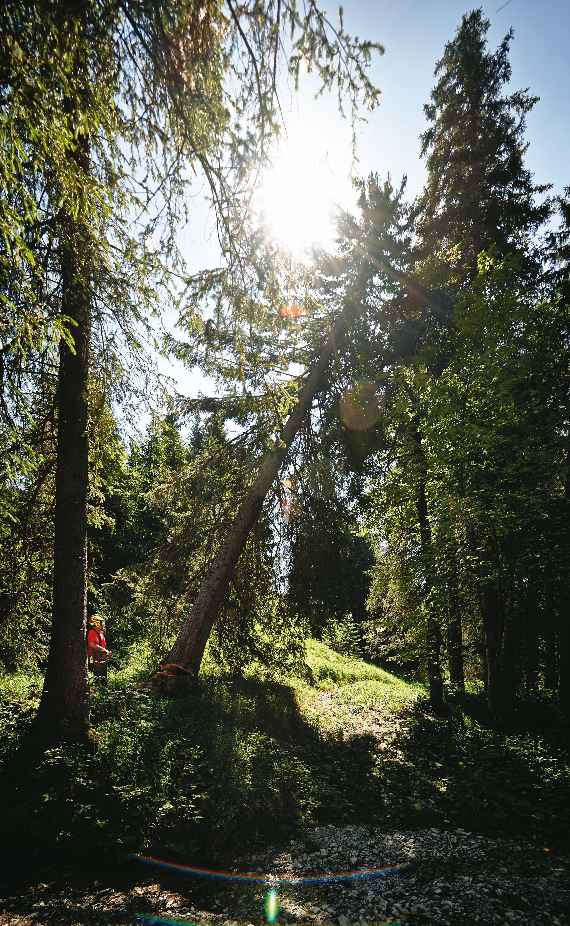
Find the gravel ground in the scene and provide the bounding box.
[2,824,569,926]
[228,824,570,926]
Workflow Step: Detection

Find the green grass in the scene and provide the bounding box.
[0,666,43,703]
[306,638,417,690]
[108,638,157,687]
[0,668,43,766]
[305,638,422,704]
[294,639,421,736]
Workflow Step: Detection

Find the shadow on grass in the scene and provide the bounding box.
[368,694,570,854]
[1,667,569,901]
[0,674,381,885]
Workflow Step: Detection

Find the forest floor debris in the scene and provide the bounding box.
[1,825,569,925]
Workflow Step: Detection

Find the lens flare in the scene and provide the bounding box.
[339,382,381,432]
[131,854,413,883]
[133,856,412,926]
[264,888,281,923]
[279,304,305,319]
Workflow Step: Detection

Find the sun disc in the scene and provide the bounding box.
[256,123,354,257]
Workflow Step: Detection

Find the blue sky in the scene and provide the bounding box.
[349,0,569,197]
[167,0,569,400]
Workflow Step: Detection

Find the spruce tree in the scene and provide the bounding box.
[548,190,570,719]
[410,9,554,718]
[416,8,549,276]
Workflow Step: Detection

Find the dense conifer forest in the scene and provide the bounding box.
[0,4,569,924]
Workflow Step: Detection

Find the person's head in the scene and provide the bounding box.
[88,614,104,630]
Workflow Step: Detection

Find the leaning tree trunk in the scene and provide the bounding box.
[412,428,446,714]
[153,295,364,686]
[151,262,453,690]
[37,134,91,743]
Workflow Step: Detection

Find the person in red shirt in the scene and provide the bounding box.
[87,615,112,681]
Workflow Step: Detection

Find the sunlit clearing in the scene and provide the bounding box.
[256,121,355,258]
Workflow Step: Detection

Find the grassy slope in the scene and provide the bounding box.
[1,639,569,882]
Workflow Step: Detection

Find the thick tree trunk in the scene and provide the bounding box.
[37,135,91,743]
[446,559,465,693]
[154,296,364,685]
[413,429,446,714]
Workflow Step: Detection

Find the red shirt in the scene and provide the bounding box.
[87,627,107,662]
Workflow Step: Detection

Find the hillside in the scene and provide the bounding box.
[1,641,569,925]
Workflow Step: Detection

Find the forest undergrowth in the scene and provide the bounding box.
[1,639,569,904]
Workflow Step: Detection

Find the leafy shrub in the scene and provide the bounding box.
[322,613,363,657]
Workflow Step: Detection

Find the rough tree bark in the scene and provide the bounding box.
[36,127,92,741]
[37,232,91,739]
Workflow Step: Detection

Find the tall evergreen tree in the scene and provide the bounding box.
[410,9,553,717]
[548,189,570,719]
[416,8,549,277]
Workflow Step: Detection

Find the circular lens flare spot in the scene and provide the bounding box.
[339,383,381,432]
[279,304,305,319]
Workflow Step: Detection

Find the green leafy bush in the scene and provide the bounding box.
[321,613,363,657]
